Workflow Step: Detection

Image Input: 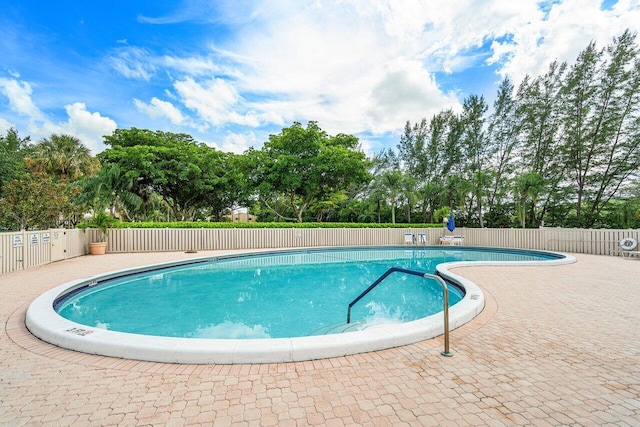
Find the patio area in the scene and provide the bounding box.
[1,250,638,426]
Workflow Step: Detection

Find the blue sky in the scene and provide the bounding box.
[0,0,637,155]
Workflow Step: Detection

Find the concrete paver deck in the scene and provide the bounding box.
[1,250,639,426]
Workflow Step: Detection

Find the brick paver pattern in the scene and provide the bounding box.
[1,250,638,426]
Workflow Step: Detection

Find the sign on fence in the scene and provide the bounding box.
[1,229,87,275]
[12,235,23,248]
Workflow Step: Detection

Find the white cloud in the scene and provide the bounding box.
[187,1,534,136]
[215,131,259,154]
[0,77,116,154]
[3,0,640,155]
[84,0,640,150]
[109,46,156,81]
[367,58,460,134]
[173,76,282,128]
[0,117,12,132]
[0,77,45,121]
[198,0,639,140]
[37,103,117,154]
[134,97,185,126]
[59,103,117,154]
[174,77,239,125]
[196,1,465,136]
[161,55,221,76]
[490,0,640,85]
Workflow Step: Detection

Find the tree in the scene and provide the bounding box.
[0,128,31,197]
[513,172,545,228]
[248,122,370,222]
[10,133,98,228]
[514,62,568,226]
[486,78,518,220]
[75,163,144,221]
[560,30,640,226]
[27,134,99,181]
[417,182,445,223]
[397,119,429,178]
[199,151,249,221]
[460,94,489,227]
[99,128,244,221]
[310,191,348,222]
[375,170,405,224]
[396,110,462,222]
[0,172,78,230]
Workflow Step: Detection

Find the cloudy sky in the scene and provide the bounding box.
[0,0,637,155]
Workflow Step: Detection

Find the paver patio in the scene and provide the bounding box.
[1,250,638,426]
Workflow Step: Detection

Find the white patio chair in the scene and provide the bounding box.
[452,236,465,246]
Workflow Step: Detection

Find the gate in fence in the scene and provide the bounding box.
[0,229,87,275]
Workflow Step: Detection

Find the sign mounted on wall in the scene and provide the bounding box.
[30,234,39,245]
[12,235,23,248]
[42,233,50,244]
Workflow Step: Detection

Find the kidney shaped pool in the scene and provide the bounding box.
[26,246,574,364]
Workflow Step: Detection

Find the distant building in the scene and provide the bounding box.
[231,213,257,223]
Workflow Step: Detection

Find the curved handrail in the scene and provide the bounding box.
[346,267,453,357]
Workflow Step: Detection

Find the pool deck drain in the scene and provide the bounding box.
[1,250,639,425]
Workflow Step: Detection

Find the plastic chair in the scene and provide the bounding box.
[417,233,427,245]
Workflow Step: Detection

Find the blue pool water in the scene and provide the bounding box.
[55,247,560,339]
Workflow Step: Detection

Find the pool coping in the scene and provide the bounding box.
[25,246,575,364]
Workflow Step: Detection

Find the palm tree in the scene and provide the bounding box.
[28,134,99,181]
[514,172,545,228]
[75,163,143,220]
[24,134,100,227]
[376,170,404,224]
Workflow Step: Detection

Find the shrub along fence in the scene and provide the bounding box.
[1,226,637,275]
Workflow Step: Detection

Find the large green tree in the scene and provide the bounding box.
[460,94,489,227]
[99,128,245,221]
[561,30,640,227]
[485,78,518,220]
[0,132,95,229]
[396,110,462,222]
[514,62,568,226]
[0,172,78,230]
[247,121,371,222]
[0,128,31,197]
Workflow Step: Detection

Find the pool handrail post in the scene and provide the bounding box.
[426,272,453,357]
[347,267,453,357]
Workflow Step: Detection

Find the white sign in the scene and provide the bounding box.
[30,234,39,245]
[12,235,23,248]
[42,233,50,244]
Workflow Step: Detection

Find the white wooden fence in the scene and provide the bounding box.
[2,226,638,275]
[0,229,87,275]
[87,226,639,256]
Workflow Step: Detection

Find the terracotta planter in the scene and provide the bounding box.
[89,242,107,255]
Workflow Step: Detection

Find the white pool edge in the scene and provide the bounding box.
[25,247,576,364]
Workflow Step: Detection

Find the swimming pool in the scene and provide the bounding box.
[26,246,574,364]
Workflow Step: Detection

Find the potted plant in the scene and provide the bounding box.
[85,210,117,255]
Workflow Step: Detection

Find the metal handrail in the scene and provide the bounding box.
[346,267,453,357]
